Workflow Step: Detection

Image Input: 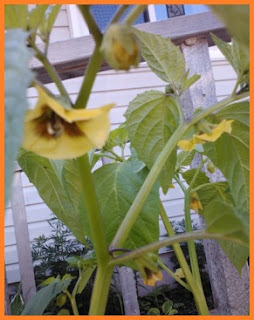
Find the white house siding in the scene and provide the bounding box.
[5,6,238,283]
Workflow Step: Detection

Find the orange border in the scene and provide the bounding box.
[1,1,252,319]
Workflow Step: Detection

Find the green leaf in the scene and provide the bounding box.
[204,101,249,210]
[211,34,249,78]
[57,309,70,315]
[18,150,87,244]
[104,124,128,149]
[209,5,249,51]
[39,276,56,287]
[162,300,173,314]
[179,70,201,94]
[5,5,28,29]
[10,284,24,316]
[125,90,181,193]
[28,5,49,31]
[77,266,96,294]
[56,293,67,307]
[63,160,160,249]
[5,30,34,203]
[175,150,195,171]
[195,182,234,208]
[182,169,209,188]
[21,278,71,315]
[133,28,184,87]
[202,200,249,272]
[148,308,160,315]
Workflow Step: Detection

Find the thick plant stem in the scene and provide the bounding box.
[78,5,102,45]
[123,5,147,25]
[64,290,79,315]
[77,154,109,265]
[74,46,103,109]
[89,265,114,315]
[110,123,187,250]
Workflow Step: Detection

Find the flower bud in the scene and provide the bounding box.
[207,162,216,174]
[100,23,139,71]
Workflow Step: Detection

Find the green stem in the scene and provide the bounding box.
[110,122,186,250]
[78,5,102,45]
[174,175,187,193]
[184,191,202,286]
[77,154,109,265]
[110,5,130,24]
[109,230,246,265]
[74,45,104,109]
[30,43,70,101]
[157,259,190,291]
[96,153,118,162]
[188,158,204,191]
[104,147,125,162]
[159,202,210,314]
[188,91,249,127]
[159,202,193,283]
[89,265,114,315]
[64,290,79,315]
[123,5,147,25]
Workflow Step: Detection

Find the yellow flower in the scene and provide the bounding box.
[143,268,163,286]
[134,253,163,287]
[22,85,114,159]
[190,192,203,213]
[178,119,234,151]
[101,23,139,71]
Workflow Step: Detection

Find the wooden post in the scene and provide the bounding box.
[180,37,249,315]
[117,267,140,315]
[11,170,37,303]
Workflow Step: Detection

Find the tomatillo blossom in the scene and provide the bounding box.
[134,253,163,286]
[22,85,114,159]
[178,119,234,151]
[190,192,203,213]
[143,268,163,286]
[100,23,139,71]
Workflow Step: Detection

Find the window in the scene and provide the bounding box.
[91,5,146,32]
[154,4,209,21]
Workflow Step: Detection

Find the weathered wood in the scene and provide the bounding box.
[181,37,249,315]
[11,171,36,303]
[117,267,140,315]
[31,11,230,84]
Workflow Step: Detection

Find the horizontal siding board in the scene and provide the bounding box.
[6,265,21,284]
[5,246,19,265]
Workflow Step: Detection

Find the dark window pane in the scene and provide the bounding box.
[90,5,145,32]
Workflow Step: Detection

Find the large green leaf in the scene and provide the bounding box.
[5,30,34,203]
[21,278,71,315]
[133,28,199,92]
[202,200,249,272]
[182,169,209,189]
[204,101,249,210]
[18,150,87,244]
[5,5,28,29]
[211,34,249,81]
[63,160,160,250]
[125,90,181,193]
[209,5,249,51]
[195,182,234,208]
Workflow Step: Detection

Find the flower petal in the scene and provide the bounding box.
[194,119,234,142]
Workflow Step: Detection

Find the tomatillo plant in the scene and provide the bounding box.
[5,4,249,316]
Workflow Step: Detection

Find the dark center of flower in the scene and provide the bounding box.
[33,105,84,139]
